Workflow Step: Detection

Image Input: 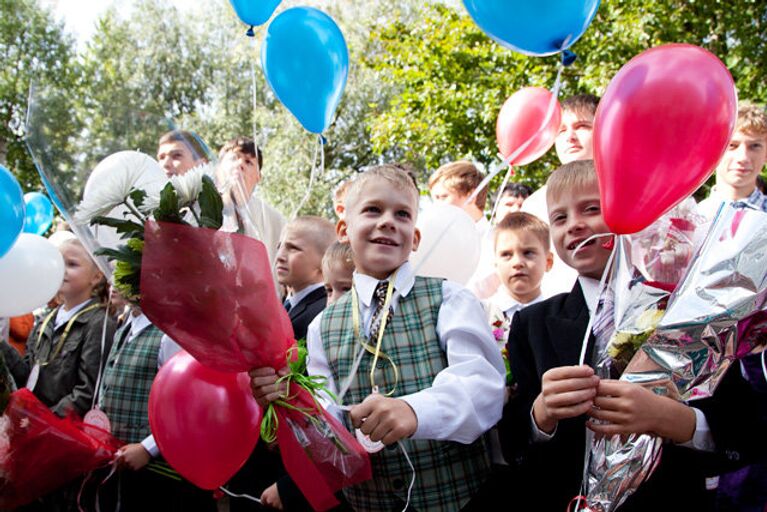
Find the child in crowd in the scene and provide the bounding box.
[485,212,552,348]
[94,306,216,511]
[253,165,505,511]
[217,136,287,272]
[322,241,355,305]
[499,160,766,511]
[698,103,767,219]
[1,238,115,418]
[232,216,336,512]
[156,129,210,177]
[494,183,533,224]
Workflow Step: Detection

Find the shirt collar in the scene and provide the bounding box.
[491,287,544,316]
[128,313,152,341]
[353,261,416,308]
[289,282,325,308]
[578,276,601,317]
[54,298,93,329]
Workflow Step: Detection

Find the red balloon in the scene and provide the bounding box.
[148,351,263,490]
[496,87,561,166]
[594,44,737,234]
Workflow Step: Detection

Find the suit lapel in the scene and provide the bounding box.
[289,287,325,322]
[546,282,595,366]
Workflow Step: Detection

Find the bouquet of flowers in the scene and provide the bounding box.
[77,155,371,511]
[580,202,767,512]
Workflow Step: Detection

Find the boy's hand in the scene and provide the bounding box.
[587,380,696,443]
[115,443,151,471]
[350,394,418,445]
[533,365,599,434]
[260,483,283,510]
[249,366,290,407]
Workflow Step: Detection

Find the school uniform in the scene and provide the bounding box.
[0,299,115,417]
[286,283,327,341]
[307,262,505,512]
[499,279,767,511]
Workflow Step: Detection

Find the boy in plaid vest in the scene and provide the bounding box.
[252,165,505,511]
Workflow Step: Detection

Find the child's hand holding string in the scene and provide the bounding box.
[249,366,290,407]
[350,393,418,445]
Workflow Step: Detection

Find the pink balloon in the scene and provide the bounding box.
[594,44,737,234]
[496,87,561,166]
[148,352,263,490]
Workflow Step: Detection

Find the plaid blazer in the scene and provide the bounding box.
[321,276,491,512]
[99,322,163,443]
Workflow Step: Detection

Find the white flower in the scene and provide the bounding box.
[74,151,166,223]
[169,162,214,207]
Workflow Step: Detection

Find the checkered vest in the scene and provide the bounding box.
[98,322,163,443]
[321,276,491,512]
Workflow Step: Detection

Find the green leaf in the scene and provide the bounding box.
[90,215,144,239]
[197,174,224,229]
[94,242,142,267]
[155,182,182,223]
[129,188,147,209]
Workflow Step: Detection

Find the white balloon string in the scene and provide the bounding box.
[577,233,617,366]
[219,486,262,504]
[290,136,321,219]
[487,165,514,225]
[250,35,259,148]
[398,440,416,512]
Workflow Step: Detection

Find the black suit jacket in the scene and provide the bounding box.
[499,281,767,512]
[288,286,327,341]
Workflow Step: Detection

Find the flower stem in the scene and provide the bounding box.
[188,203,202,226]
[123,199,147,223]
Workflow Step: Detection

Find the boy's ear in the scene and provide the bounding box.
[545,251,554,272]
[336,218,350,243]
[411,227,422,252]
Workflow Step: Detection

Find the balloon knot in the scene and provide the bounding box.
[561,49,577,67]
[246,26,255,38]
[319,135,328,145]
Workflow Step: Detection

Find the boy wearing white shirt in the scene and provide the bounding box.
[252,165,505,511]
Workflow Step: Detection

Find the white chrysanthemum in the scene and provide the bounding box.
[74,151,166,223]
[169,162,214,207]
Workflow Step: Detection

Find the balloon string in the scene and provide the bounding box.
[290,136,321,219]
[487,165,514,225]
[577,232,617,366]
[250,35,259,148]
[219,486,262,504]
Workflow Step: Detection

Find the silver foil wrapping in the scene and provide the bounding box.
[584,202,767,511]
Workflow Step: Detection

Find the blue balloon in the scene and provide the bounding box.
[23,192,55,236]
[229,0,281,28]
[0,165,25,258]
[261,7,349,134]
[462,0,600,56]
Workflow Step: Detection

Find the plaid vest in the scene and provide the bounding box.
[321,276,491,512]
[98,322,163,443]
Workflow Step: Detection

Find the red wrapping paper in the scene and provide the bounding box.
[140,221,371,510]
[0,389,122,508]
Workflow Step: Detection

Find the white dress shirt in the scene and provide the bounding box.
[307,261,506,444]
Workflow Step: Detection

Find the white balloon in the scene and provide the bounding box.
[411,204,481,285]
[0,234,65,316]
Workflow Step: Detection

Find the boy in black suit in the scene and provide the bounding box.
[230,216,336,511]
[499,160,766,511]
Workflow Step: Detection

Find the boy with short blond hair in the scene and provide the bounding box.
[253,164,505,511]
[499,160,763,511]
[699,103,767,219]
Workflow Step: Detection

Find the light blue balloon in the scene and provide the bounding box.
[462,0,600,56]
[261,7,349,134]
[23,192,55,236]
[0,165,25,258]
[229,0,281,28]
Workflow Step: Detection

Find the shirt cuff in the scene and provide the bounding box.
[141,435,160,458]
[677,407,716,452]
[530,406,556,442]
[399,392,438,440]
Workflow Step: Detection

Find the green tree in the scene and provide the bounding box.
[365,0,767,194]
[0,0,80,192]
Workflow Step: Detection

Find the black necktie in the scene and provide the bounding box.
[368,281,393,339]
[284,299,292,313]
